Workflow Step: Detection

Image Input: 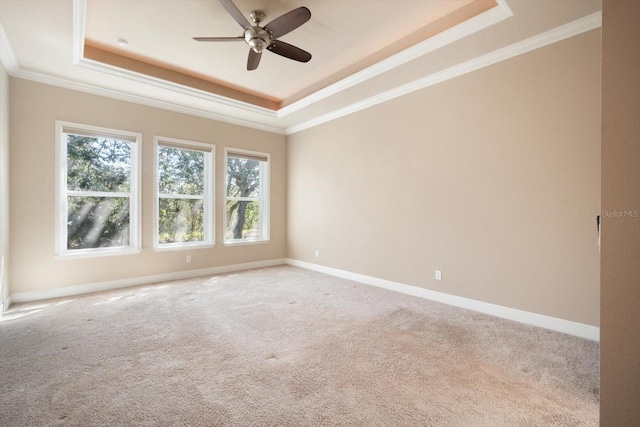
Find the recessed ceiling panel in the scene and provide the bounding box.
[84,0,493,107]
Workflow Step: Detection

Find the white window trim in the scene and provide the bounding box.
[55,121,141,258]
[153,136,215,251]
[224,147,270,245]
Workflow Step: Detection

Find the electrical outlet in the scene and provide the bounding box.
[435,270,442,280]
[315,250,319,258]
[186,255,192,263]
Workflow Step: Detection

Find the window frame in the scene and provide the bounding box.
[153,136,215,251]
[55,121,141,259]
[224,147,270,246]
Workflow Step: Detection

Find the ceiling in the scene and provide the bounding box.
[86,0,489,103]
[0,0,602,134]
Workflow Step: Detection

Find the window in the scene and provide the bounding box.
[154,137,214,249]
[55,122,141,257]
[225,148,269,244]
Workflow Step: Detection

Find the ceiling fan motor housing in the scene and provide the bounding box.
[244,26,271,53]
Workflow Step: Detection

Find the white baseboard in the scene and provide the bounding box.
[7,257,600,342]
[0,255,6,314]
[0,295,8,315]
[285,258,600,342]
[9,258,286,304]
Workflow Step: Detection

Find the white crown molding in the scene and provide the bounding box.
[73,1,276,119]
[278,0,513,118]
[71,0,512,121]
[9,65,286,134]
[0,24,18,74]
[76,57,279,117]
[3,5,601,138]
[8,258,286,305]
[2,11,285,134]
[286,259,600,341]
[286,11,602,135]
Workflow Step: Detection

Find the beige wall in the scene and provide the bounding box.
[9,79,286,294]
[0,62,9,310]
[287,29,601,326]
[601,0,640,424]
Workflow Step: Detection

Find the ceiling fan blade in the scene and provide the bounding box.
[219,0,252,30]
[247,49,262,71]
[267,40,311,63]
[264,7,311,39]
[193,36,244,42]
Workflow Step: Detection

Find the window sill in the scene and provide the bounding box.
[56,248,141,260]
[223,239,270,247]
[154,243,215,252]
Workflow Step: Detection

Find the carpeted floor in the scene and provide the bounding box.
[0,265,599,426]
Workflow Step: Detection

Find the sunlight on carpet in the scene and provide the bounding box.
[0,266,599,426]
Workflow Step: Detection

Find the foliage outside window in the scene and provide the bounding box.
[155,138,214,249]
[56,122,140,256]
[225,149,269,243]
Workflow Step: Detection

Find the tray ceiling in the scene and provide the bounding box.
[0,0,602,134]
[84,0,493,107]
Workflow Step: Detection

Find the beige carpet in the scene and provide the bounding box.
[0,265,599,426]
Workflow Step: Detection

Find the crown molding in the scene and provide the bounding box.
[70,0,512,120]
[72,0,277,118]
[76,56,279,117]
[16,66,286,134]
[278,0,513,117]
[2,5,601,138]
[285,11,602,135]
[1,14,285,134]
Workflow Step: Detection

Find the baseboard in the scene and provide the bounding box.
[9,258,286,304]
[285,258,600,342]
[7,257,600,341]
[0,255,6,314]
[0,295,9,315]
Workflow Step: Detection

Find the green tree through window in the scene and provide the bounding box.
[157,145,209,245]
[226,150,269,242]
[67,136,131,249]
[59,123,140,254]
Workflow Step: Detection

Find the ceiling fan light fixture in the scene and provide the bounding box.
[244,25,271,53]
[248,37,267,53]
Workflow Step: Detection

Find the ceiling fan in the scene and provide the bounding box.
[194,0,312,71]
